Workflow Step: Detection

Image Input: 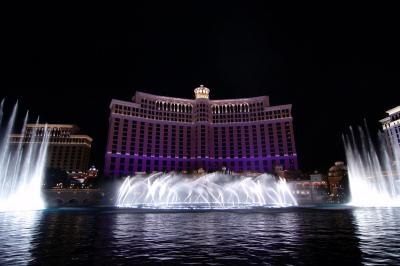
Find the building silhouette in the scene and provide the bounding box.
[105,85,298,177]
[380,106,400,161]
[10,124,92,173]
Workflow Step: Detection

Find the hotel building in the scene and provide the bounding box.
[10,124,92,173]
[105,85,298,177]
[380,106,400,160]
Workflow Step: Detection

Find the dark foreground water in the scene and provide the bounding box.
[1,207,400,265]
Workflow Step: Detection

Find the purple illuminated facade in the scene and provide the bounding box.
[104,86,298,177]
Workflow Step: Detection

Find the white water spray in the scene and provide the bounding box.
[116,172,297,209]
[0,100,49,211]
[344,125,400,207]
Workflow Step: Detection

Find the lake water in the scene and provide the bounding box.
[1,207,400,265]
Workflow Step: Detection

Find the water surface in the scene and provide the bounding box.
[1,207,400,265]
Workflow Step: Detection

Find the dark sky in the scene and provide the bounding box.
[2,2,399,173]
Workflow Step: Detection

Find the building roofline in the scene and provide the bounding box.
[133,91,270,103]
[26,124,79,129]
[9,133,93,142]
[210,96,269,104]
[265,104,292,110]
[380,117,391,123]
[134,91,195,103]
[110,99,140,108]
[111,95,291,111]
[387,106,400,115]
[70,135,93,142]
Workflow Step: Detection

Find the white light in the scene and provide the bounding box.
[116,172,297,209]
[0,102,49,212]
[345,126,400,207]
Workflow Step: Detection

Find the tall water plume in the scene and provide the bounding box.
[344,124,400,207]
[0,100,49,211]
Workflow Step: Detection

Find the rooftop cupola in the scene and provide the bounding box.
[194,85,210,99]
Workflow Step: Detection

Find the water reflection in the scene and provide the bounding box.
[295,209,361,264]
[353,208,400,265]
[0,211,41,265]
[0,208,400,264]
[109,210,360,264]
[29,209,116,264]
[110,211,302,264]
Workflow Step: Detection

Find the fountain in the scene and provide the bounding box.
[344,125,400,207]
[0,100,49,211]
[116,172,297,209]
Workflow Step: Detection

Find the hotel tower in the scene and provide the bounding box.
[10,124,92,173]
[105,86,298,177]
[380,106,400,161]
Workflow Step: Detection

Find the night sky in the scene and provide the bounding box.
[2,3,399,173]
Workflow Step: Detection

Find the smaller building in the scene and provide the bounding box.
[380,106,400,162]
[288,171,328,204]
[310,171,325,182]
[288,181,328,204]
[10,124,92,173]
[68,165,99,189]
[87,165,99,177]
[327,161,348,202]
